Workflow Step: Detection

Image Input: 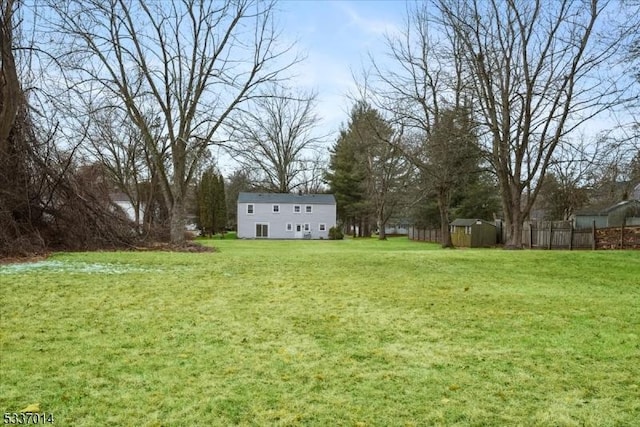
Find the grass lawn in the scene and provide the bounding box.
[1,238,639,426]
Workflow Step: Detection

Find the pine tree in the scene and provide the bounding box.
[326,102,408,238]
[213,174,227,236]
[197,167,216,236]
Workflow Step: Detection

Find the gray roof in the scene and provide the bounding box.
[238,192,336,205]
[450,218,495,227]
[576,199,640,216]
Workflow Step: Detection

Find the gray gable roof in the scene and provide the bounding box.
[238,192,336,205]
[576,199,640,216]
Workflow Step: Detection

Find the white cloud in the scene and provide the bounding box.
[333,1,401,38]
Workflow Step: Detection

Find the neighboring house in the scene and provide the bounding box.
[573,200,640,229]
[384,220,410,236]
[237,192,337,239]
[110,192,144,225]
[450,218,497,247]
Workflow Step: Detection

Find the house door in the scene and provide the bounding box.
[255,223,269,238]
[294,224,303,239]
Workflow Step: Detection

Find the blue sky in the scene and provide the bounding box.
[271,0,636,155]
[277,1,406,140]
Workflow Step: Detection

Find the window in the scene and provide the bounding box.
[319,224,326,231]
[465,226,472,235]
[286,223,292,231]
[293,205,301,213]
[272,204,280,213]
[247,204,254,214]
[305,205,312,213]
[256,223,268,238]
[304,223,310,231]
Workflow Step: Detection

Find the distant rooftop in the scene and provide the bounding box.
[238,192,336,205]
[576,199,640,216]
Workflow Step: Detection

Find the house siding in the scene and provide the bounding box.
[574,200,640,229]
[237,194,336,239]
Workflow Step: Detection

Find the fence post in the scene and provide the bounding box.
[529,224,533,249]
[569,225,574,251]
[548,222,553,250]
[592,221,596,250]
[620,217,626,249]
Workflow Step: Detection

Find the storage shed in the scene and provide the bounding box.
[450,218,497,247]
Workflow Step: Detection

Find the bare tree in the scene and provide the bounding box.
[228,87,323,193]
[360,2,471,246]
[48,0,301,244]
[80,108,149,229]
[436,0,639,248]
[296,152,329,194]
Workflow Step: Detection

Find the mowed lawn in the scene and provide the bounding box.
[1,238,639,426]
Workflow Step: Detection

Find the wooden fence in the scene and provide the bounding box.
[408,227,441,243]
[524,221,589,250]
[409,222,640,250]
[525,221,640,250]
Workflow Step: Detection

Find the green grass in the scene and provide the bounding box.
[1,238,639,426]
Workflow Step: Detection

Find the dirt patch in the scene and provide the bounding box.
[133,241,215,253]
[0,254,50,265]
[0,242,214,265]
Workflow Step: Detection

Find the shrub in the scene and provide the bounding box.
[328,226,344,240]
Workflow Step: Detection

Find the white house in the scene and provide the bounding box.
[110,192,144,225]
[237,192,337,239]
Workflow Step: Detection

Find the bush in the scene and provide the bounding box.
[328,226,344,240]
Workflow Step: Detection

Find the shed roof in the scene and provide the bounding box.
[238,192,336,205]
[450,218,495,227]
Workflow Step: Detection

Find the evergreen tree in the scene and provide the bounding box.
[326,102,406,237]
[408,107,480,247]
[214,175,227,236]
[197,168,216,236]
[197,168,227,237]
[325,127,369,236]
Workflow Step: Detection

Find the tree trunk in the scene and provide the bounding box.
[503,190,524,249]
[0,0,20,155]
[377,202,387,240]
[169,199,185,244]
[437,190,453,248]
[378,221,387,240]
[504,215,524,249]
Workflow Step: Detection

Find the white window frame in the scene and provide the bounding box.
[286,223,292,231]
[305,205,312,213]
[304,223,310,232]
[293,205,301,213]
[319,223,326,231]
[247,204,254,215]
[272,204,280,214]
